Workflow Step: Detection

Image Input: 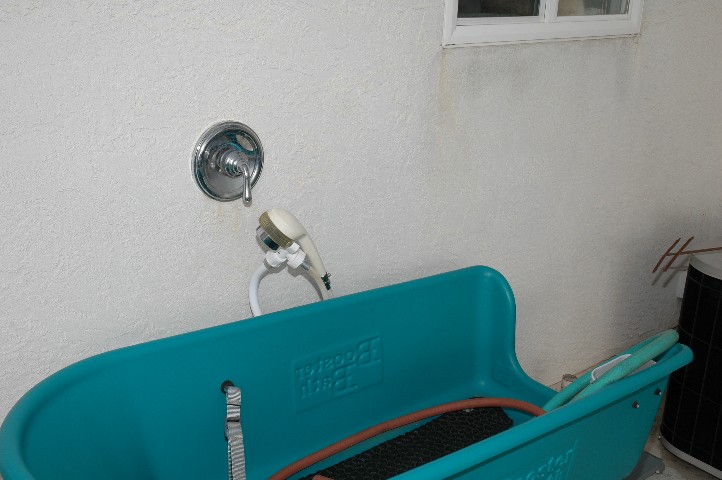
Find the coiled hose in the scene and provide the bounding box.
[269,398,545,480]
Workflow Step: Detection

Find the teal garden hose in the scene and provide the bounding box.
[543,329,679,411]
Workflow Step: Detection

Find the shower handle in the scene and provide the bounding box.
[192,121,264,203]
[212,146,253,203]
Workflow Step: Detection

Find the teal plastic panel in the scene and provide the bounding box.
[0,266,692,480]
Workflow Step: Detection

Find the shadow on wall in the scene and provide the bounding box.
[605,222,721,361]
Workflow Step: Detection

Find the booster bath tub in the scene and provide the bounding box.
[0,266,692,479]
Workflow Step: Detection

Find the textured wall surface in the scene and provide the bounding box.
[1,1,721,424]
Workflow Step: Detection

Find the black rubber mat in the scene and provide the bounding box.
[302,405,513,480]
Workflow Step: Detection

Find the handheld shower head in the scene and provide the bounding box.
[257,209,330,290]
[249,208,333,316]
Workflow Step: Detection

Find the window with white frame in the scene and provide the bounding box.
[443,0,644,47]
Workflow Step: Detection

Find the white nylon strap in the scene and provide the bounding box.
[225,386,246,480]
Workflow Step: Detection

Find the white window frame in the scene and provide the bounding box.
[443,0,644,47]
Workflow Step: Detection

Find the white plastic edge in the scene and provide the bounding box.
[589,355,655,383]
[443,0,643,47]
[690,252,722,281]
[660,436,722,479]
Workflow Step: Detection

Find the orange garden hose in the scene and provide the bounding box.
[269,398,545,480]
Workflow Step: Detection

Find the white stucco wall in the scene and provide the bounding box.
[1,1,721,424]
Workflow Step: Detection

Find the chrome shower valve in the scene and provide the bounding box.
[192,121,263,203]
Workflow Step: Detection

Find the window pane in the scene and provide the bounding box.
[458,0,540,17]
[558,0,629,16]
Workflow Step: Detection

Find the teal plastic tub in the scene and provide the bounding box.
[0,266,692,479]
